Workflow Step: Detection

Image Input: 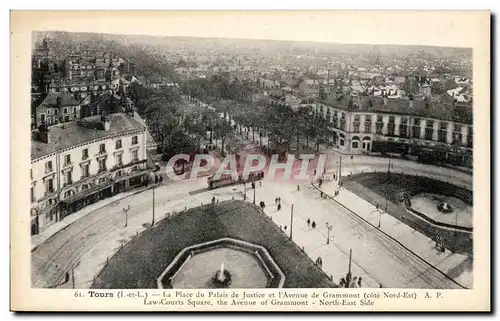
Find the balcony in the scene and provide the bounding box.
[82,155,89,161]
[45,167,54,174]
[98,167,107,174]
[44,189,55,197]
[63,180,73,187]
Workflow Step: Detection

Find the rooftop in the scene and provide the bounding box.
[38,92,79,109]
[31,113,145,160]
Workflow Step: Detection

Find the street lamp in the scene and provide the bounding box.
[326,222,332,244]
[123,205,130,227]
[152,186,156,226]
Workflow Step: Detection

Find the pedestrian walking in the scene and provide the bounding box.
[297,185,300,191]
[278,197,281,203]
[320,191,323,198]
[211,196,216,204]
[284,225,287,231]
[311,221,316,229]
[357,277,362,288]
[339,278,346,288]
[307,218,311,226]
[314,169,317,175]
[259,181,262,187]
[350,155,353,160]
[275,197,278,204]
[277,203,281,211]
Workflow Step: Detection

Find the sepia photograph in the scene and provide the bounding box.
[10,10,491,312]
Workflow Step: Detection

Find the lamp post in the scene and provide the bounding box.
[326,222,332,244]
[253,184,256,204]
[384,155,391,213]
[151,186,155,226]
[289,204,294,241]
[123,205,130,227]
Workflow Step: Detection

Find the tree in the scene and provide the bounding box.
[214,118,233,156]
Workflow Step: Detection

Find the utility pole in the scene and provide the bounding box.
[348,249,352,274]
[123,205,130,228]
[290,204,294,241]
[338,155,342,185]
[253,186,256,204]
[326,222,332,244]
[152,186,155,226]
[385,155,390,212]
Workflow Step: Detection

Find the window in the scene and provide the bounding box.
[82,148,89,160]
[73,107,77,114]
[132,136,138,145]
[352,141,359,149]
[54,109,58,115]
[353,122,360,133]
[387,116,395,136]
[354,115,360,122]
[31,187,35,202]
[115,154,123,167]
[98,158,107,173]
[438,122,448,143]
[45,161,53,173]
[425,121,434,141]
[45,178,54,194]
[99,144,106,154]
[64,171,73,186]
[131,150,139,162]
[115,139,122,149]
[64,116,69,122]
[47,109,51,115]
[63,108,68,114]
[81,163,90,178]
[412,118,421,139]
[64,154,71,166]
[467,126,473,148]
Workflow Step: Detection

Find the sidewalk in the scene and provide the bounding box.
[31,184,158,251]
[314,179,472,289]
[243,183,381,288]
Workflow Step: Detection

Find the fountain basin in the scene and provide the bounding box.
[157,238,285,289]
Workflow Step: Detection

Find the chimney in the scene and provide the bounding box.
[101,114,110,131]
[408,94,414,109]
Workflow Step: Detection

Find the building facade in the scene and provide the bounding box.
[30,112,153,235]
[313,99,473,168]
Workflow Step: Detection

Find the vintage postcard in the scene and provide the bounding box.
[10,10,490,312]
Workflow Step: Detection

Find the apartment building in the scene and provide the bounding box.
[314,91,473,168]
[30,112,152,235]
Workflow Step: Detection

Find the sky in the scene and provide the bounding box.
[12,11,489,48]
